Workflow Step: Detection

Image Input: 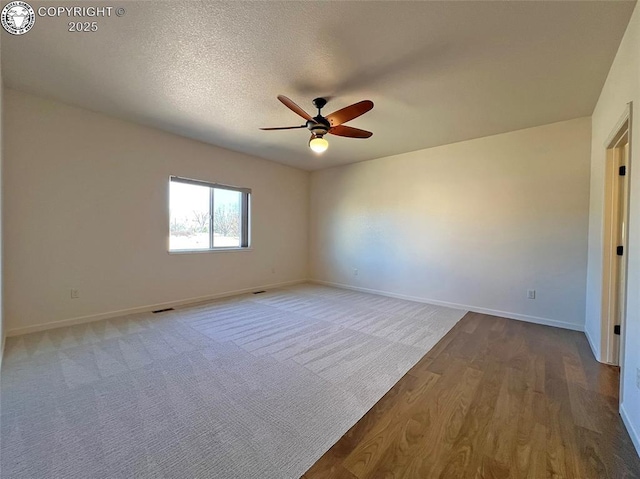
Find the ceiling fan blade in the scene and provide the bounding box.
[278,95,313,121]
[326,100,374,127]
[329,125,373,139]
[260,125,307,130]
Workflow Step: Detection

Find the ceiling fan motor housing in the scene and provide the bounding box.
[308,116,330,136]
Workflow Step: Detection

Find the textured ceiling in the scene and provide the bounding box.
[2,1,636,170]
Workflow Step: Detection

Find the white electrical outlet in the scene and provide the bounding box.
[527,289,536,300]
[70,289,80,299]
[354,268,358,276]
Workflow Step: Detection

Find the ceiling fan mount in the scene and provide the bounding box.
[312,97,328,111]
[261,95,374,154]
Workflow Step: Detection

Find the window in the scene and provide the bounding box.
[169,176,250,251]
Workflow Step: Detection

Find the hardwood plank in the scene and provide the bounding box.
[483,366,528,467]
[563,354,588,387]
[461,312,484,334]
[300,463,358,479]
[476,456,511,479]
[305,372,425,473]
[514,356,547,478]
[373,365,484,478]
[439,359,506,478]
[567,382,603,434]
[340,369,442,477]
[303,312,640,479]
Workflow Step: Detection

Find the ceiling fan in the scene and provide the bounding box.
[261,95,374,154]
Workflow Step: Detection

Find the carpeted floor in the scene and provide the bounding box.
[1,283,466,478]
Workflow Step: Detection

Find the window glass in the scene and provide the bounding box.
[213,188,242,248]
[169,181,210,251]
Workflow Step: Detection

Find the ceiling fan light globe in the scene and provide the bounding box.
[309,136,329,154]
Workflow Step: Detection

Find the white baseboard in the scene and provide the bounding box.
[5,279,308,337]
[311,279,584,332]
[584,327,604,363]
[5,277,584,337]
[621,403,640,458]
[0,333,4,370]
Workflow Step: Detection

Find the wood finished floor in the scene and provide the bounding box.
[303,312,640,479]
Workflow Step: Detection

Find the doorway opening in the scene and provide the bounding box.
[601,104,631,377]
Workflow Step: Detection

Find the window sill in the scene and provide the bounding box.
[168,248,253,255]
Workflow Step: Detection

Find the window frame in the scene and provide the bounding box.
[169,175,251,252]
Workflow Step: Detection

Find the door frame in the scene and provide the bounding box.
[601,102,632,378]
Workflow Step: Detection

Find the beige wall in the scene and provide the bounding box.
[586,3,640,453]
[310,118,591,330]
[3,89,309,334]
[0,39,3,356]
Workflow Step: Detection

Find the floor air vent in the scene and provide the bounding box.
[253,291,266,294]
[152,307,175,313]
